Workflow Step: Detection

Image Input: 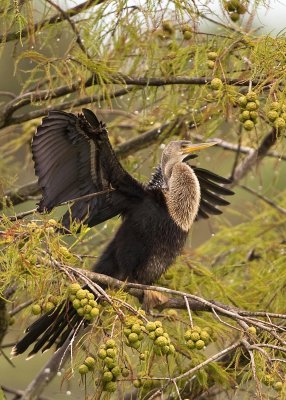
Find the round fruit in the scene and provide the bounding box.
[246,102,257,111]
[246,91,257,102]
[192,326,202,333]
[80,298,88,306]
[106,348,116,358]
[249,111,258,121]
[128,333,139,343]
[146,322,157,332]
[90,307,99,317]
[243,120,255,130]
[195,340,205,350]
[155,327,164,337]
[200,330,210,342]
[148,331,156,340]
[78,364,89,375]
[155,336,168,347]
[32,304,42,315]
[274,117,286,128]
[133,379,142,388]
[104,381,116,392]
[187,340,195,349]
[273,381,283,391]
[84,305,92,314]
[230,12,240,22]
[238,95,247,108]
[267,110,279,121]
[183,31,192,40]
[98,349,107,359]
[210,78,223,90]
[270,101,280,111]
[84,356,95,369]
[111,366,121,377]
[240,110,250,121]
[76,289,86,300]
[105,339,116,348]
[122,368,129,377]
[44,302,55,312]
[131,324,142,334]
[225,1,236,12]
[247,326,257,335]
[207,51,218,60]
[102,371,113,383]
[184,330,192,340]
[154,321,162,328]
[104,357,116,369]
[72,299,81,309]
[130,340,140,349]
[77,307,84,316]
[190,332,200,342]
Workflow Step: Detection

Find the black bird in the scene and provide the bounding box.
[13,108,233,357]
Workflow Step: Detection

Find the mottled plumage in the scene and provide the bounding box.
[13,108,233,357]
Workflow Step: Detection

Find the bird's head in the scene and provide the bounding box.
[161,140,217,184]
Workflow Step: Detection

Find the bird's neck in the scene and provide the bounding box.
[165,162,200,232]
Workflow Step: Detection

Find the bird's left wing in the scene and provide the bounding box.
[32,109,144,229]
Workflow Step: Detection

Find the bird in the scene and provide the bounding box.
[12,108,233,357]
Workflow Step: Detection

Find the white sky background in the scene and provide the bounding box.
[57,0,286,35]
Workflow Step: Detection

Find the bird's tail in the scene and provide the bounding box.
[12,300,83,358]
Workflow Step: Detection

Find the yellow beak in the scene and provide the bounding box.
[182,141,218,154]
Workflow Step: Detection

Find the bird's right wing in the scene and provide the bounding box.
[32,109,145,229]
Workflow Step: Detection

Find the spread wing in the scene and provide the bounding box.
[32,109,145,229]
[147,163,233,220]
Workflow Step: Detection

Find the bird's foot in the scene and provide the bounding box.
[143,290,169,311]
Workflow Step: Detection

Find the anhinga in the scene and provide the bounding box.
[13,108,233,357]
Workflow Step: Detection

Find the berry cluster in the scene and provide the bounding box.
[181,24,192,40]
[98,339,121,392]
[207,51,218,69]
[78,356,95,375]
[266,101,286,129]
[184,326,211,350]
[238,91,259,130]
[124,318,145,350]
[31,295,59,315]
[68,283,99,321]
[263,375,284,392]
[224,0,247,22]
[146,321,175,356]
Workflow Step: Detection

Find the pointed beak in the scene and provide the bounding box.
[182,141,218,154]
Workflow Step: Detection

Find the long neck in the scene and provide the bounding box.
[165,162,200,231]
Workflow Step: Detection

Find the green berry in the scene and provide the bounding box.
[78,364,89,375]
[263,374,274,386]
[267,110,279,121]
[243,120,255,130]
[274,117,286,128]
[72,299,81,309]
[210,78,223,90]
[86,292,94,300]
[192,326,202,333]
[200,330,210,342]
[131,324,142,334]
[80,298,88,306]
[183,31,192,40]
[162,21,174,34]
[84,313,92,321]
[148,331,156,340]
[225,1,236,12]
[207,51,218,61]
[246,91,257,102]
[238,95,247,108]
[105,339,116,348]
[187,340,195,349]
[111,366,121,378]
[154,321,162,328]
[247,326,257,335]
[190,332,200,342]
[84,305,92,314]
[124,328,132,337]
[106,348,116,358]
[77,307,84,316]
[122,368,129,377]
[195,339,205,350]
[32,304,42,315]
[98,349,107,359]
[84,356,95,370]
[90,307,99,317]
[146,322,156,332]
[104,357,116,369]
[230,12,240,22]
[270,101,280,111]
[273,381,283,391]
[155,327,164,337]
[207,60,215,69]
[44,302,55,312]
[76,289,86,300]
[155,336,168,347]
[88,299,97,307]
[184,330,192,340]
[169,344,175,353]
[130,340,140,349]
[246,101,258,111]
[69,294,76,302]
[104,381,116,392]
[128,333,139,343]
[241,110,250,120]
[68,283,81,294]
[102,371,113,383]
[249,111,258,121]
